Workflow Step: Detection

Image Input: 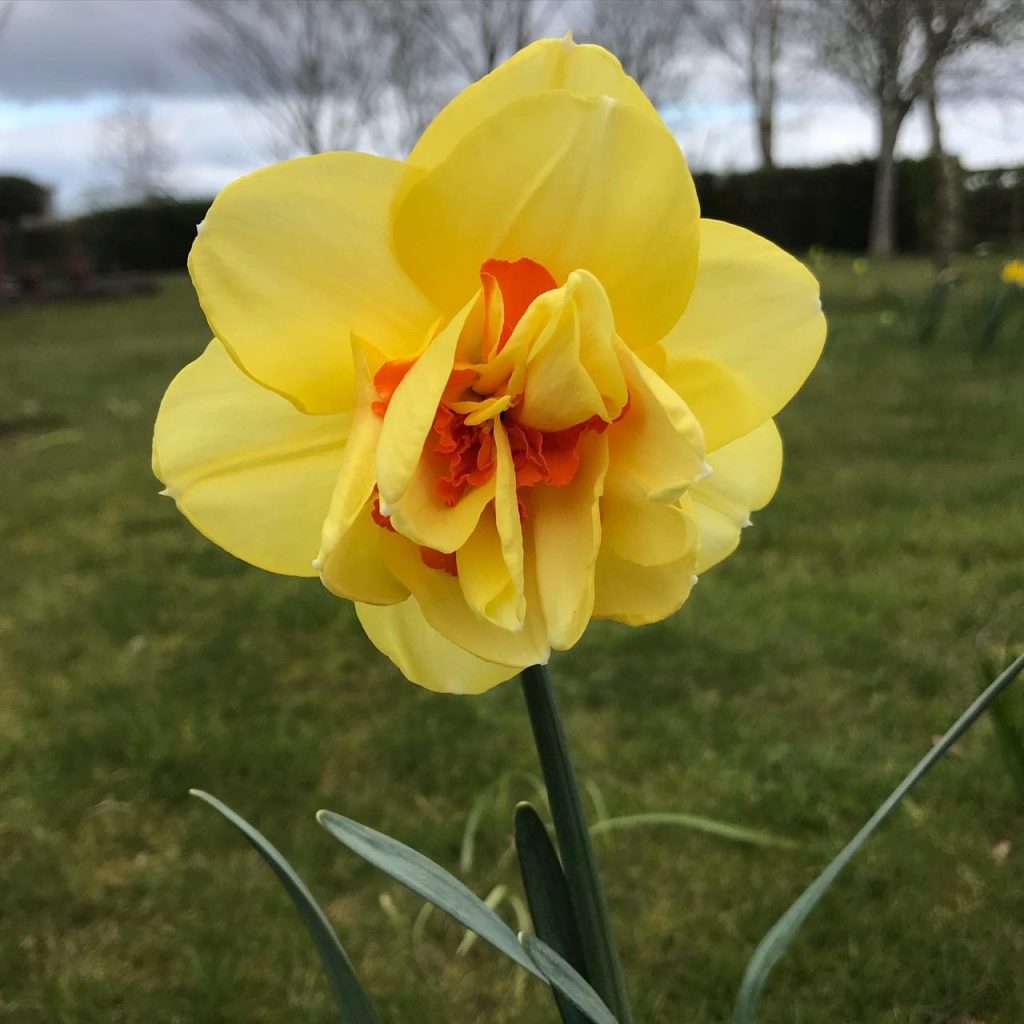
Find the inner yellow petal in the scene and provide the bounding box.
[376,292,480,507]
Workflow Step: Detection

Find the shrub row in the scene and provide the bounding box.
[695,158,1020,254]
[11,199,210,275]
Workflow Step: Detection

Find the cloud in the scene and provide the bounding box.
[0,0,211,102]
[0,96,271,211]
[0,0,1020,211]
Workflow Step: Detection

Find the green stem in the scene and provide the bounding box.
[520,664,633,1024]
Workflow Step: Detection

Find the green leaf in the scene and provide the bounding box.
[515,803,589,1024]
[733,652,1024,1024]
[590,813,797,850]
[520,933,621,1024]
[520,664,634,1023]
[456,884,509,956]
[317,809,543,980]
[189,790,380,1024]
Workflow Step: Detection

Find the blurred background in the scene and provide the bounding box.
[2,0,1024,281]
[1,2,1023,1023]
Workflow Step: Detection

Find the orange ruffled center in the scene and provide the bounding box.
[371,258,615,574]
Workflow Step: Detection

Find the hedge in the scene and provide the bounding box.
[0,176,51,224]
[77,200,212,273]
[12,160,1024,277]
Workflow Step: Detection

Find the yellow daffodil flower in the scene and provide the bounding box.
[153,37,826,694]
[1001,259,1024,287]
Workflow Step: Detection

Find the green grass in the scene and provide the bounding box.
[1,254,1022,1024]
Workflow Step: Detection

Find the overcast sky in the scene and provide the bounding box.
[1,0,1022,214]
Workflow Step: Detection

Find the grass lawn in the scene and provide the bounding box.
[1,255,1022,1024]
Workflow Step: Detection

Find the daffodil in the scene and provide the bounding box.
[153,37,826,694]
[1001,259,1024,287]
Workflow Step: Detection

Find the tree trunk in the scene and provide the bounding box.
[924,68,957,272]
[869,107,903,258]
[757,112,775,170]
[749,0,778,170]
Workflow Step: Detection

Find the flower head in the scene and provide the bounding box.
[1001,259,1024,287]
[154,37,826,693]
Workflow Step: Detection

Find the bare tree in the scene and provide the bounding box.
[400,0,552,81]
[186,0,383,156]
[378,0,559,152]
[805,0,926,257]
[911,0,1023,269]
[96,100,176,203]
[691,0,799,169]
[808,0,1022,259]
[0,0,15,40]
[584,0,692,99]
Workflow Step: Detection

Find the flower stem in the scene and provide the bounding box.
[519,663,633,1024]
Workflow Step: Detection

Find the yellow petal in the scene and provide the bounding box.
[604,344,706,503]
[691,418,783,573]
[456,419,527,630]
[592,548,698,626]
[517,271,627,431]
[661,220,826,450]
[376,294,478,508]
[153,339,346,576]
[383,533,550,668]
[394,91,700,351]
[190,153,437,415]
[320,499,409,605]
[318,338,384,562]
[527,432,609,650]
[456,506,522,631]
[387,444,496,553]
[357,598,519,694]
[600,494,697,567]
[408,36,660,171]
[492,418,526,612]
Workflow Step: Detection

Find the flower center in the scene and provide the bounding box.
[369,258,624,575]
[375,257,611,506]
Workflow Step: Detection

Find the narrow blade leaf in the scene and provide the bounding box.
[591,813,797,850]
[189,790,380,1024]
[734,652,1024,1024]
[521,933,621,1024]
[515,803,589,1024]
[317,809,542,980]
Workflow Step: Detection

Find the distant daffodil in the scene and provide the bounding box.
[153,37,826,693]
[1001,259,1024,287]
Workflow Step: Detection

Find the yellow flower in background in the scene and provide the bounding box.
[1001,259,1024,287]
[153,37,826,694]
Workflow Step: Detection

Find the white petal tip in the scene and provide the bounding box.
[158,486,175,498]
[696,461,714,482]
[742,515,753,528]
[311,557,323,571]
[690,575,699,587]
[196,219,206,234]
[377,500,392,516]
